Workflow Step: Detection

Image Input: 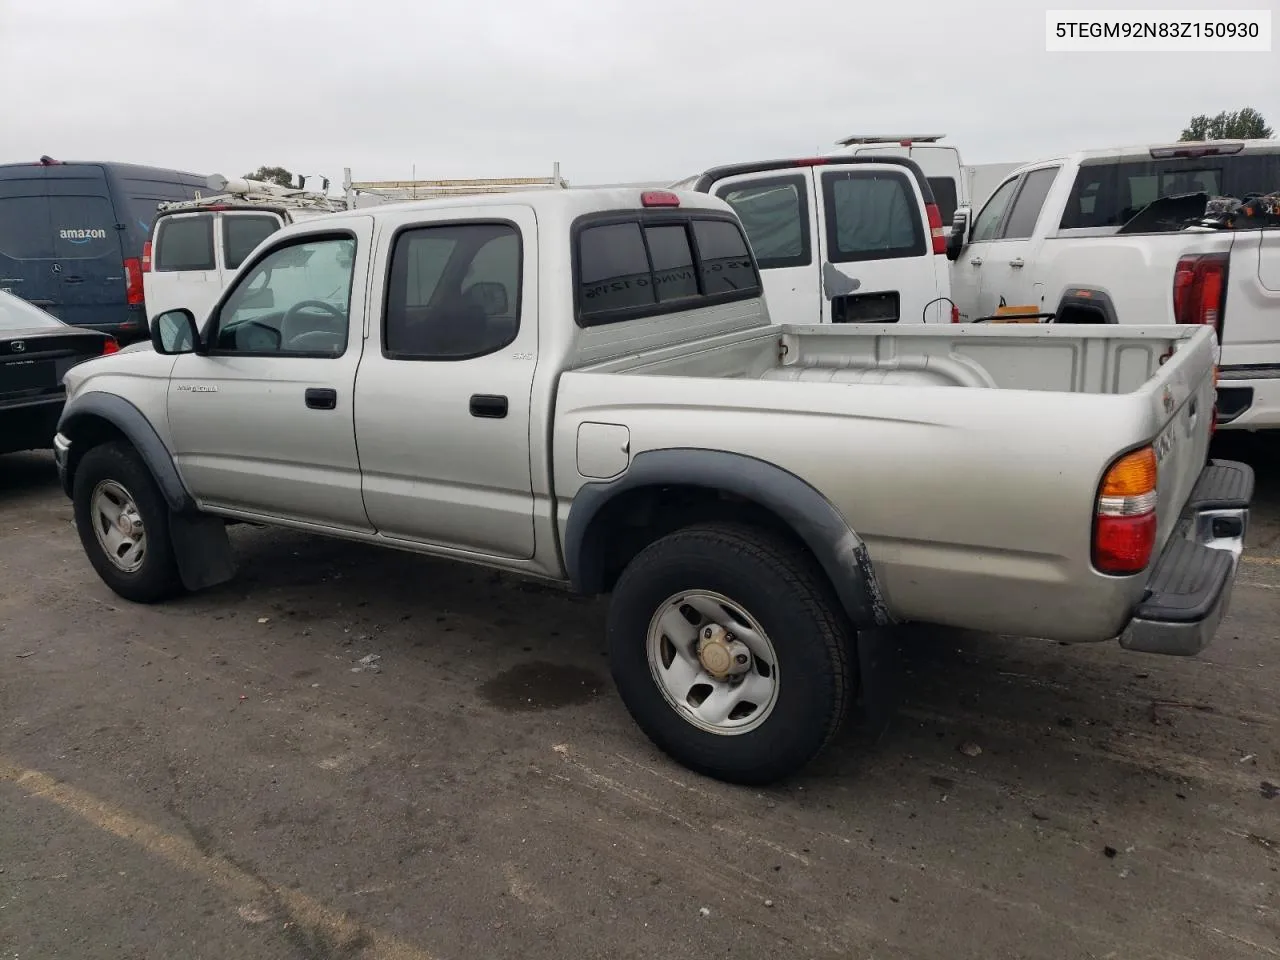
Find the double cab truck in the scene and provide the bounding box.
[53,187,1253,785]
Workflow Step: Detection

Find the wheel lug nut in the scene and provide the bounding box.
[703,627,714,639]
[735,654,749,665]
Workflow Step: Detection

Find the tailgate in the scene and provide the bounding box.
[1148,328,1218,550]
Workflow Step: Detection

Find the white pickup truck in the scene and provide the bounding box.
[52,187,1253,785]
[945,141,1279,356]
[1177,192,1280,429]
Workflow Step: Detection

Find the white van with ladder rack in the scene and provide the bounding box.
[142,175,345,326]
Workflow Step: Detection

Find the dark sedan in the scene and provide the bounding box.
[1,290,118,456]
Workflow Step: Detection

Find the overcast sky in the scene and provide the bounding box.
[2,0,1276,186]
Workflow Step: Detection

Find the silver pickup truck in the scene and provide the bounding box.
[53,187,1253,785]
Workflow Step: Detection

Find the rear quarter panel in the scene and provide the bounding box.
[1036,232,1231,323]
[554,328,1215,643]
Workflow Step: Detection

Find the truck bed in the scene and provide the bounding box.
[558,321,1218,642]
[587,322,1194,396]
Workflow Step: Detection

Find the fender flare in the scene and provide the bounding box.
[57,392,195,513]
[1054,287,1118,324]
[563,448,889,626]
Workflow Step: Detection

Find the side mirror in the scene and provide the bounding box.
[466,281,510,316]
[151,309,201,355]
[946,208,971,262]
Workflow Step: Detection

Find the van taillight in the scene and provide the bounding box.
[950,303,960,323]
[925,203,946,255]
[1172,253,1228,337]
[101,337,120,355]
[123,257,144,306]
[1093,446,1158,576]
[141,241,152,273]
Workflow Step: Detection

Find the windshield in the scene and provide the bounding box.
[0,291,63,331]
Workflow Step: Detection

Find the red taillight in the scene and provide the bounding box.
[141,241,152,273]
[1093,446,1158,575]
[1172,253,1228,337]
[101,337,120,355]
[925,203,947,255]
[641,190,680,208]
[791,157,832,167]
[950,303,960,323]
[1096,512,1158,574]
[123,257,144,306]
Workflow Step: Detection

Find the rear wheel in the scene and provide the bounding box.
[607,522,854,785]
[73,442,184,603]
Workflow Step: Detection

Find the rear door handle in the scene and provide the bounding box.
[304,387,337,410]
[969,257,984,266]
[469,394,508,419]
[1009,257,1025,268]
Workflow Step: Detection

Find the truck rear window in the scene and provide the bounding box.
[1060,153,1280,231]
[820,170,926,263]
[574,212,761,327]
[155,215,215,271]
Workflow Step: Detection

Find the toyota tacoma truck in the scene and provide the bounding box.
[52,187,1253,785]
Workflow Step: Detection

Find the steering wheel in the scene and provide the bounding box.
[281,299,346,347]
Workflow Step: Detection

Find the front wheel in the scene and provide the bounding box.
[72,441,184,603]
[607,523,855,785]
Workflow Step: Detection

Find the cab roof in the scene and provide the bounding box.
[310,186,733,227]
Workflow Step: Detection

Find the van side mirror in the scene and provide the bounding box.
[151,309,201,355]
[946,209,971,262]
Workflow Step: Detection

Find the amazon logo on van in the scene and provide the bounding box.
[59,228,108,243]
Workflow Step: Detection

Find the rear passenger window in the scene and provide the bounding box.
[1000,167,1059,240]
[155,215,215,271]
[223,215,281,270]
[575,214,761,326]
[821,171,926,262]
[384,221,522,360]
[49,196,118,259]
[715,175,810,270]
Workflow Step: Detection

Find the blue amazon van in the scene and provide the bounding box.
[0,158,209,343]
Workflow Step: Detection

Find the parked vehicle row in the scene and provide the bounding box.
[52,187,1252,786]
[0,158,210,345]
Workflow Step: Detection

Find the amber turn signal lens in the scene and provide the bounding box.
[1100,447,1156,498]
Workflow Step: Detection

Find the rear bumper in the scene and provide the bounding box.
[1119,459,1254,656]
[1216,364,1280,431]
[0,396,65,455]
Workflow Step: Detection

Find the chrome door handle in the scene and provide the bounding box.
[1009,257,1025,268]
[969,257,983,266]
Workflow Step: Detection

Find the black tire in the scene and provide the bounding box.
[72,441,184,603]
[607,522,854,785]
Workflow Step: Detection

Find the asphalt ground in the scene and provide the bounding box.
[2,434,1277,959]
